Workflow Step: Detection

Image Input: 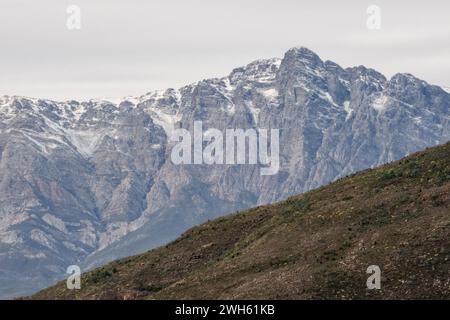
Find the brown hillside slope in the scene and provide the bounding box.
[30,142,450,299]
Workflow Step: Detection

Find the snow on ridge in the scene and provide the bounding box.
[219,77,235,97]
[0,95,13,106]
[146,107,181,139]
[259,88,279,101]
[217,78,236,114]
[318,91,340,108]
[248,103,261,125]
[98,97,123,105]
[71,103,87,121]
[141,88,181,102]
[197,77,236,115]
[0,97,17,118]
[21,132,50,154]
[120,96,140,106]
[372,94,389,112]
[231,58,281,83]
[137,88,184,137]
[343,101,353,120]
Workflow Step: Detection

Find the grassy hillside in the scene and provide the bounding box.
[30,142,450,299]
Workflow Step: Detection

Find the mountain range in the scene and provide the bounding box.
[1,47,449,298]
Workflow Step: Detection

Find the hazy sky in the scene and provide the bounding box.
[1,0,449,100]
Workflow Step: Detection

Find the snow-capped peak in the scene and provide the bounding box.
[229,58,281,84]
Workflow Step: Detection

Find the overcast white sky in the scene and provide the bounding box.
[1,0,449,100]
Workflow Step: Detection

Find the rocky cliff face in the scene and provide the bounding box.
[1,47,449,298]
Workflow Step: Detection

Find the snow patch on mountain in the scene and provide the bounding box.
[247,102,261,125]
[343,101,353,120]
[372,94,389,112]
[146,108,181,138]
[260,88,279,101]
[230,58,281,84]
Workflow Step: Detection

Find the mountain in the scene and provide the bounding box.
[30,141,450,299]
[1,47,450,298]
